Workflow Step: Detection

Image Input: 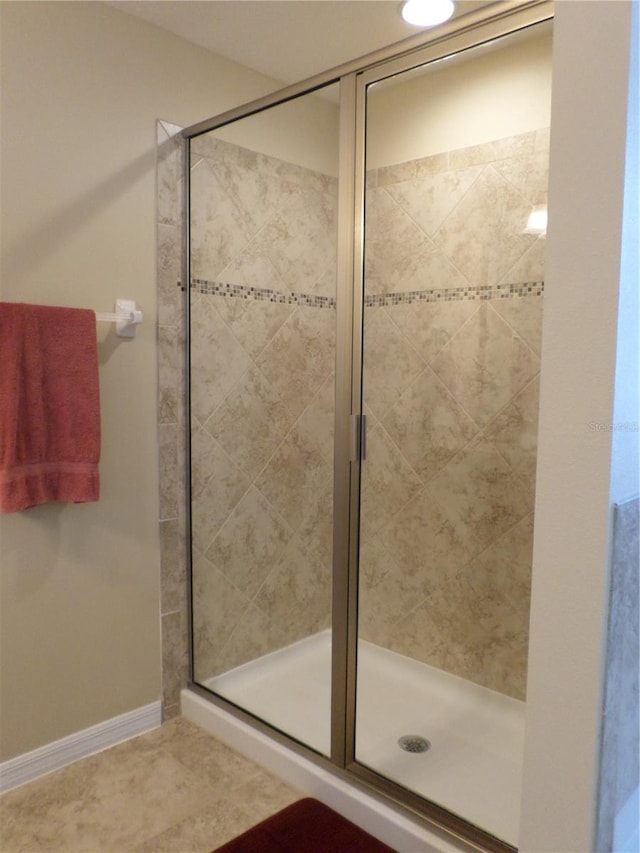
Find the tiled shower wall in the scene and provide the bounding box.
[188,135,338,681]
[359,129,549,700]
[597,496,640,851]
[157,122,548,713]
[157,120,188,719]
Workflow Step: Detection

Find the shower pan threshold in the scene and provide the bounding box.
[194,631,524,847]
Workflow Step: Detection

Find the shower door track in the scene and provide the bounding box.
[181,2,553,851]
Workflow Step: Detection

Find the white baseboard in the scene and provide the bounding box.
[0,701,162,793]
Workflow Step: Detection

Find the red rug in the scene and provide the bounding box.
[213,797,397,852]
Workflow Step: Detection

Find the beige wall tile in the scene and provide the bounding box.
[205,486,293,599]
[430,302,540,428]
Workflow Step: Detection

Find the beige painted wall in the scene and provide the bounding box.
[520,2,634,851]
[2,5,636,852]
[367,23,552,168]
[0,0,292,761]
[211,87,340,176]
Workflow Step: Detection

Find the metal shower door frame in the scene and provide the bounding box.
[181,3,553,850]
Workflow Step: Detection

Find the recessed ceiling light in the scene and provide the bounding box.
[401,0,455,27]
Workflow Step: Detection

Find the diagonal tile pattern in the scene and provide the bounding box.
[188,134,338,685]
[429,302,541,429]
[358,130,549,699]
[184,128,549,702]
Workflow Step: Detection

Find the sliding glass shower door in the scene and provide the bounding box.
[188,83,340,756]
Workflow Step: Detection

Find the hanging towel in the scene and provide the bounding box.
[0,302,101,512]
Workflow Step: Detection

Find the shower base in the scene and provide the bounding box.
[200,630,524,847]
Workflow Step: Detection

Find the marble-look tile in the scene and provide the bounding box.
[430,302,540,428]
[384,585,475,677]
[190,131,225,162]
[230,771,301,822]
[484,375,540,494]
[134,800,257,852]
[492,146,549,206]
[364,187,430,294]
[190,427,250,553]
[598,496,640,850]
[210,159,282,237]
[157,223,182,327]
[256,306,335,420]
[381,487,472,585]
[199,289,250,327]
[294,374,336,460]
[251,182,337,295]
[158,324,178,424]
[218,237,288,294]
[160,518,186,616]
[427,433,534,560]
[157,125,182,228]
[377,151,449,185]
[457,513,534,697]
[389,588,528,696]
[207,365,295,481]
[360,508,532,696]
[433,164,539,287]
[190,158,252,280]
[191,554,251,682]
[385,164,482,237]
[296,481,334,569]
[215,602,291,675]
[490,295,544,356]
[159,423,178,521]
[178,128,549,702]
[254,537,332,642]
[358,533,423,649]
[162,610,189,712]
[499,237,546,287]
[447,131,536,170]
[362,308,426,419]
[135,782,298,853]
[228,299,294,361]
[189,296,253,425]
[312,266,337,299]
[382,367,479,483]
[0,717,301,853]
[205,486,293,599]
[360,422,423,537]
[1,745,209,851]
[255,417,333,537]
[387,300,479,364]
[364,188,469,294]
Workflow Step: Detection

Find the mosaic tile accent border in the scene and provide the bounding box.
[192,278,544,309]
[365,281,544,308]
[191,279,336,309]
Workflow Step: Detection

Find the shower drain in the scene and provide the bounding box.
[397,735,431,754]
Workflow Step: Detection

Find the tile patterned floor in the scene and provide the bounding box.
[0,717,301,852]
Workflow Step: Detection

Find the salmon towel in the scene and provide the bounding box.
[0,302,101,512]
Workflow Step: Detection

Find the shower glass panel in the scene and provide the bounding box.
[356,23,551,846]
[189,83,340,756]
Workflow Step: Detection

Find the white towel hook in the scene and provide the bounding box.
[95,299,143,338]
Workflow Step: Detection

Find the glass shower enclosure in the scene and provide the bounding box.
[184,3,553,850]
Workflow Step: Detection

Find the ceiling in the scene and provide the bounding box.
[107,0,496,88]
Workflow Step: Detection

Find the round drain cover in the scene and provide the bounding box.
[397,735,431,754]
